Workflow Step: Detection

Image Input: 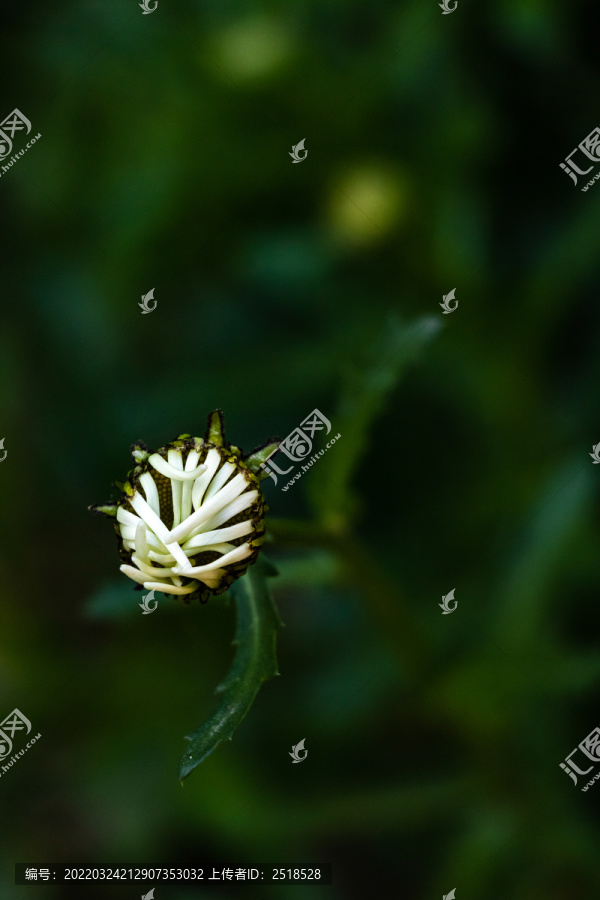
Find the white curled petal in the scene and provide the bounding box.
[181,520,253,550]
[117,507,144,528]
[139,472,161,516]
[130,492,172,545]
[119,526,166,550]
[147,550,176,564]
[192,542,236,556]
[120,564,152,586]
[164,540,191,570]
[148,453,206,481]
[143,581,199,595]
[181,449,199,521]
[185,449,200,470]
[132,556,177,578]
[204,461,236,501]
[191,490,258,537]
[149,541,239,562]
[196,569,226,586]
[135,523,148,560]
[175,542,252,576]
[168,473,250,544]
[168,449,184,528]
[191,448,222,510]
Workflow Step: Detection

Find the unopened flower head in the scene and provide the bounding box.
[90,411,278,603]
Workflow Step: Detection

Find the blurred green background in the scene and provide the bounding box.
[2,0,600,897]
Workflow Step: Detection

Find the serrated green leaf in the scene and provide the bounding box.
[179,556,283,781]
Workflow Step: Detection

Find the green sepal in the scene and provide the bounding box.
[245,440,280,478]
[123,481,134,498]
[130,443,150,464]
[88,503,118,518]
[206,409,226,447]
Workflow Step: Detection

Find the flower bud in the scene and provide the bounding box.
[90,410,278,603]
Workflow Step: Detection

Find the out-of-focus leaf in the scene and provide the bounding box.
[179,556,282,781]
[518,200,600,342]
[492,457,592,641]
[306,314,442,526]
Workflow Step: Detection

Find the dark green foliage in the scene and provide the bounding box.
[2,1,600,898]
